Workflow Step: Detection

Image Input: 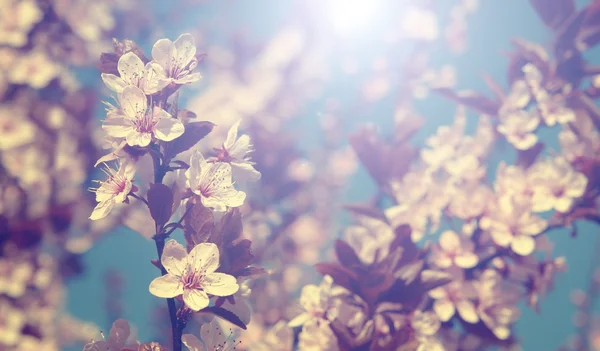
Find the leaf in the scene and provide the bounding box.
[433,88,500,116]
[224,239,255,275]
[335,239,362,267]
[236,266,270,278]
[344,204,388,223]
[164,121,215,159]
[516,142,545,169]
[219,208,243,245]
[204,306,247,330]
[393,260,424,284]
[529,0,575,30]
[419,270,453,291]
[183,203,215,251]
[315,263,359,293]
[147,183,174,228]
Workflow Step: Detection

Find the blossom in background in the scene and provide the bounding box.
[248,321,294,351]
[297,320,339,351]
[186,151,246,212]
[344,216,395,264]
[101,52,170,95]
[149,240,239,311]
[102,86,184,147]
[152,33,202,85]
[429,277,479,323]
[8,50,59,89]
[411,310,444,351]
[288,275,339,328]
[83,319,139,351]
[497,110,540,150]
[430,230,478,269]
[529,157,588,213]
[182,318,242,351]
[0,0,42,47]
[210,120,261,183]
[475,270,521,340]
[480,199,547,256]
[0,107,35,151]
[89,160,136,221]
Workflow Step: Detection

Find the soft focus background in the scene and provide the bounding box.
[29,0,595,349]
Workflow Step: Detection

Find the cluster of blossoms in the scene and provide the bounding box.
[0,0,143,350]
[85,33,265,351]
[268,1,600,350]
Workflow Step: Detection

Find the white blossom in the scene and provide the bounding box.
[101,52,170,95]
[102,86,184,147]
[149,240,239,311]
[186,151,246,212]
[151,33,202,85]
[210,120,261,184]
[89,160,136,221]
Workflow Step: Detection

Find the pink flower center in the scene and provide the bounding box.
[182,269,203,290]
[133,113,156,134]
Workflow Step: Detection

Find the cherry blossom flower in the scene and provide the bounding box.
[149,240,239,311]
[480,199,547,256]
[247,321,294,351]
[0,0,42,47]
[430,230,478,269]
[83,319,139,351]
[429,277,479,323]
[151,33,202,85]
[497,110,540,150]
[288,275,340,328]
[182,319,242,351]
[344,215,394,264]
[186,151,246,212]
[297,320,339,351]
[103,86,184,147]
[529,157,588,213]
[101,52,170,95]
[89,161,136,221]
[0,107,35,150]
[475,270,521,340]
[0,301,25,347]
[209,120,261,183]
[8,51,58,89]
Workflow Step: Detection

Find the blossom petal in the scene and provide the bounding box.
[154,110,185,142]
[433,299,455,322]
[183,288,210,311]
[162,240,187,276]
[103,117,133,138]
[126,130,152,147]
[288,312,310,327]
[439,230,460,251]
[89,200,115,220]
[174,72,202,85]
[228,134,252,161]
[225,120,241,149]
[119,86,147,120]
[143,62,170,94]
[149,274,183,298]
[118,52,145,86]
[188,242,220,274]
[152,39,175,71]
[101,73,127,93]
[202,272,239,296]
[511,235,535,256]
[455,252,478,269]
[174,33,197,69]
[456,300,479,324]
[181,334,204,351]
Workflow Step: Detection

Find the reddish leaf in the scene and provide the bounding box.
[218,208,243,245]
[419,270,453,291]
[516,142,545,169]
[147,183,173,228]
[315,263,360,293]
[433,88,500,116]
[224,239,255,275]
[529,0,575,30]
[164,121,215,159]
[335,239,362,267]
[183,203,215,251]
[204,306,247,330]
